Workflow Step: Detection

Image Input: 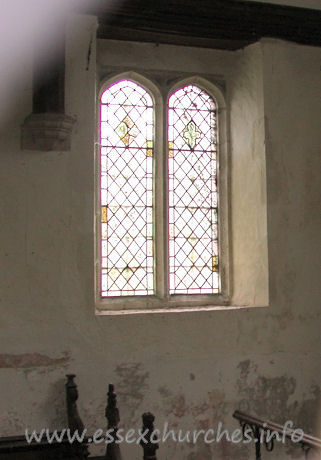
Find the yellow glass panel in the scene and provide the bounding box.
[101,206,107,223]
[146,140,153,157]
[212,256,219,272]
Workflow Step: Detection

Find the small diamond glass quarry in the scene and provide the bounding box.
[100,80,154,297]
[168,85,219,295]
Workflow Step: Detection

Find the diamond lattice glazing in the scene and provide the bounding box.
[168,85,219,294]
[100,80,154,296]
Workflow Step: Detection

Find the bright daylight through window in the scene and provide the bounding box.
[98,78,220,304]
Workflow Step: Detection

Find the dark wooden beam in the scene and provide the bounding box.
[76,0,321,50]
[97,24,253,50]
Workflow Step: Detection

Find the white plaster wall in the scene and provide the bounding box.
[229,42,269,307]
[97,38,269,308]
[0,15,320,460]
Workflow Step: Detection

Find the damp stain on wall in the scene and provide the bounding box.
[0,352,70,369]
[114,362,149,421]
[236,360,321,450]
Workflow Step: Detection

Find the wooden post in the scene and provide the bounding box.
[65,374,88,460]
[105,384,123,460]
[140,412,158,460]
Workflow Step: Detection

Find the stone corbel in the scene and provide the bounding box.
[22,113,75,151]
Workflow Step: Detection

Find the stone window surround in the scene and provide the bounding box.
[95,71,230,315]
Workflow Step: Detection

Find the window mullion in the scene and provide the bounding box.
[154,97,168,300]
[163,98,169,300]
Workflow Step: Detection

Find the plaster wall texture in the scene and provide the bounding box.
[229,42,269,307]
[0,15,320,459]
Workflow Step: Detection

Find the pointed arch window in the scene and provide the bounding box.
[100,80,154,297]
[97,76,227,311]
[168,85,219,294]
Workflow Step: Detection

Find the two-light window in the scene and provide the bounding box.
[96,75,228,313]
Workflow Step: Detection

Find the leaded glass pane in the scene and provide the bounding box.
[168,85,219,294]
[100,80,154,297]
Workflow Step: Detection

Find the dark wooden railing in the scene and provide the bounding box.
[233,410,321,460]
[0,433,86,459]
[6,378,321,460]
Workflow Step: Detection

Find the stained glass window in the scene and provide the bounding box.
[168,85,219,295]
[100,80,154,297]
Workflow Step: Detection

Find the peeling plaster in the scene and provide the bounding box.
[237,359,297,420]
[114,363,149,421]
[236,360,321,440]
[0,352,70,369]
[0,21,320,460]
[0,411,25,436]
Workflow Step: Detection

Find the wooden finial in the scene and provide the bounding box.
[140,412,158,460]
[65,375,88,459]
[105,384,122,460]
[65,374,85,433]
[106,384,120,428]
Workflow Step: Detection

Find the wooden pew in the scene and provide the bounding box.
[0,375,157,460]
[0,375,88,459]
